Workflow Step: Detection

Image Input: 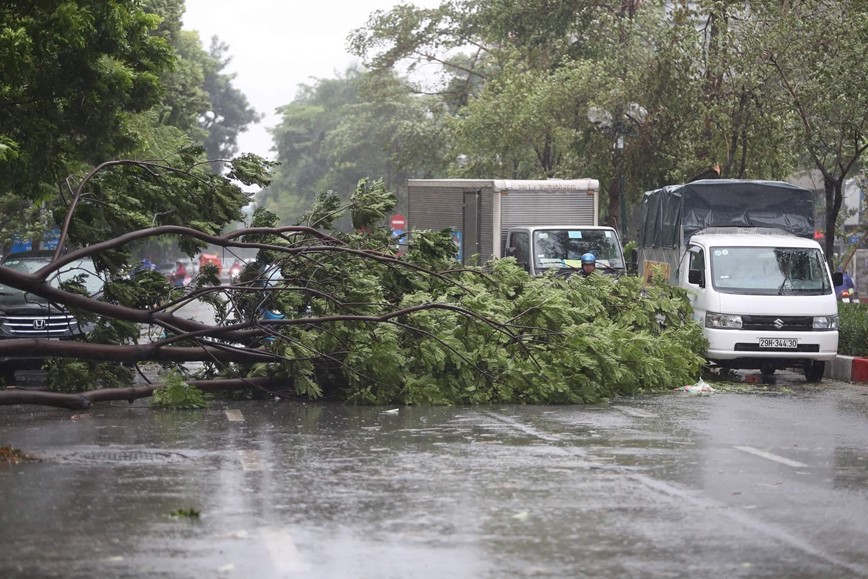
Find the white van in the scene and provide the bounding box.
[680,228,839,382]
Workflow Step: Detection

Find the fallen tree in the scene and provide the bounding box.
[0,156,707,408]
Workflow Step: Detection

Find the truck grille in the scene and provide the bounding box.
[740,315,814,332]
[734,343,820,353]
[0,312,79,338]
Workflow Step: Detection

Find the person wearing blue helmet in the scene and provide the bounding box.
[580,252,596,277]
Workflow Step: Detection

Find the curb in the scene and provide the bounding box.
[825,355,868,383]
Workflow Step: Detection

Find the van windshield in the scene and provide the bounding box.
[533,229,624,271]
[710,246,832,295]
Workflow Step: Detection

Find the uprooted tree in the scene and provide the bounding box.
[0,155,707,409]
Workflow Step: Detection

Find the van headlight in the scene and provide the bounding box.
[813,315,838,330]
[705,312,743,329]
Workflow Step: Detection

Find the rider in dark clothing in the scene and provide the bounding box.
[579,253,596,277]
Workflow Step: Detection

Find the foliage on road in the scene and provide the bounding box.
[151,370,208,409]
[0,168,706,407]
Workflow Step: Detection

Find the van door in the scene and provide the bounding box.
[505,230,531,273]
[683,244,707,325]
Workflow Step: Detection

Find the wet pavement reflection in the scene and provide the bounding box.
[1,374,867,578]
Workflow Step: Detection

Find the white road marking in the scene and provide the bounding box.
[478,410,863,576]
[225,409,245,422]
[238,450,264,471]
[261,527,309,572]
[733,445,809,468]
[613,406,657,418]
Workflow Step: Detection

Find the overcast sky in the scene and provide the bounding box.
[182,0,438,161]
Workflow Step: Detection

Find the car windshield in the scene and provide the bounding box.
[710,246,832,295]
[0,255,104,303]
[533,229,624,271]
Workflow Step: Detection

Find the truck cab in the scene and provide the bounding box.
[680,228,840,381]
[505,225,626,277]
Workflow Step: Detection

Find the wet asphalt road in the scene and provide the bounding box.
[1,373,867,578]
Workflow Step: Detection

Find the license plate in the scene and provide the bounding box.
[758,338,798,349]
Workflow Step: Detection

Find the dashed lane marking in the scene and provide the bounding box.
[479,410,865,577]
[238,450,264,471]
[734,445,809,468]
[261,526,309,573]
[225,409,245,422]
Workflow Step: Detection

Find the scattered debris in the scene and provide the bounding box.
[512,511,530,521]
[0,445,40,464]
[675,379,716,394]
[381,408,400,414]
[170,507,201,519]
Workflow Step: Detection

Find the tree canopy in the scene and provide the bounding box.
[330,0,868,249]
[260,68,449,225]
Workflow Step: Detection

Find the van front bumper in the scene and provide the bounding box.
[705,328,838,361]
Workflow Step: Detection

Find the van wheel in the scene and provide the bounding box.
[804,361,825,383]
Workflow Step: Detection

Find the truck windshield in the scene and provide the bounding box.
[710,246,832,295]
[533,229,624,271]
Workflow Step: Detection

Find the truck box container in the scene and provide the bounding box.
[407,179,600,265]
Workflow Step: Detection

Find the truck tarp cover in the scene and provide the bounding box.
[638,179,815,247]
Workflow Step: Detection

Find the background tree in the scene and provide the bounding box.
[143,0,261,172]
[348,0,857,242]
[259,69,363,221]
[201,37,263,172]
[0,1,261,253]
[0,0,172,246]
[745,0,868,266]
[260,68,448,226]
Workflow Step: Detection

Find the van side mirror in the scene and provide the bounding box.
[832,272,844,286]
[688,269,705,287]
[505,247,517,258]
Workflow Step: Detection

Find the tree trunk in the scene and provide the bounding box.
[823,175,843,269]
[0,377,287,409]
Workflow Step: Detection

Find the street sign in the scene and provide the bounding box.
[390,214,406,230]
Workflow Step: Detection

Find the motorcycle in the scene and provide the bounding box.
[838,288,859,303]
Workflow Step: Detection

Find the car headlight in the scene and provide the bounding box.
[705,312,743,329]
[813,315,838,330]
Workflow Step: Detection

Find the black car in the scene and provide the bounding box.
[0,250,105,377]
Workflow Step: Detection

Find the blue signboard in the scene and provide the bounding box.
[10,236,32,253]
[452,229,462,263]
[43,228,61,250]
[9,228,61,252]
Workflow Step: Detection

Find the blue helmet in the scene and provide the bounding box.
[581,253,596,265]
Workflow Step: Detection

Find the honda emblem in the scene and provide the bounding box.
[33,319,46,330]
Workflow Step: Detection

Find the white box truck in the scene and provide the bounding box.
[407,179,626,276]
[637,179,842,382]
